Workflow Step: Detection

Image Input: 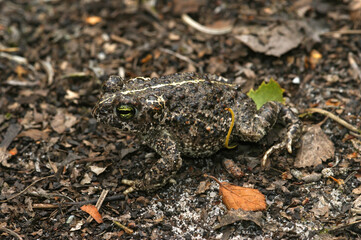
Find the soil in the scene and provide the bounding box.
[0,0,361,239]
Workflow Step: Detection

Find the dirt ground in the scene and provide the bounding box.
[1,0,361,239]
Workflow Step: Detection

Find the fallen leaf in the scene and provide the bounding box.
[351,138,361,153]
[214,209,263,230]
[8,147,17,156]
[306,49,322,69]
[65,89,80,100]
[89,165,107,175]
[15,65,27,78]
[51,112,65,134]
[325,99,341,107]
[195,180,211,194]
[18,129,49,141]
[141,54,152,64]
[222,159,244,179]
[172,0,206,14]
[219,182,266,211]
[80,173,92,185]
[247,78,285,110]
[86,16,102,25]
[206,174,266,211]
[80,205,103,223]
[235,20,327,57]
[294,125,335,168]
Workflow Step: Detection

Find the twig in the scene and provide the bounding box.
[0,175,55,202]
[76,155,112,163]
[159,47,199,67]
[62,194,124,206]
[306,108,361,134]
[0,47,20,52]
[348,52,361,81]
[323,29,361,36]
[32,203,59,209]
[328,219,361,232]
[0,227,23,240]
[113,220,134,234]
[86,189,109,223]
[182,13,233,35]
[110,34,133,47]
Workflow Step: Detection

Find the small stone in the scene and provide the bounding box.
[302,172,322,183]
[321,168,334,178]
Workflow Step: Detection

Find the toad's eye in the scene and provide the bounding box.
[116,105,136,120]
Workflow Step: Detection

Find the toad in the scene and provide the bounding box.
[92,72,301,193]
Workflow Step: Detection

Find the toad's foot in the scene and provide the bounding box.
[261,106,302,169]
[121,179,165,194]
[122,130,182,194]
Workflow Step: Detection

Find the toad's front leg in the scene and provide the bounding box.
[122,130,182,194]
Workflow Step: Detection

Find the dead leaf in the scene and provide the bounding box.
[80,205,103,223]
[294,125,335,168]
[172,0,206,14]
[195,180,211,194]
[235,20,327,57]
[51,110,78,134]
[18,129,49,141]
[86,16,102,25]
[351,138,361,153]
[51,112,65,134]
[65,89,80,100]
[219,182,267,211]
[80,173,92,185]
[306,49,322,69]
[222,159,244,179]
[8,147,18,156]
[214,209,263,230]
[141,54,152,64]
[15,65,27,78]
[89,165,107,175]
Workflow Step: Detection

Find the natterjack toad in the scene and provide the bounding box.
[92,72,301,193]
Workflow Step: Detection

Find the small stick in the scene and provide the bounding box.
[348,52,361,81]
[306,108,361,134]
[182,13,233,35]
[0,175,55,202]
[0,227,23,240]
[159,47,199,67]
[86,189,109,223]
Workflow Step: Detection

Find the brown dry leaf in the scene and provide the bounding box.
[294,125,335,168]
[325,99,341,107]
[351,138,361,153]
[15,65,27,78]
[18,129,49,141]
[8,147,17,156]
[219,182,266,211]
[141,54,153,64]
[306,49,322,69]
[235,20,327,57]
[51,112,65,134]
[80,205,103,224]
[86,16,102,25]
[223,159,244,179]
[172,0,206,14]
[214,209,263,230]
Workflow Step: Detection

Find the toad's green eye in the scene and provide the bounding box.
[116,105,136,120]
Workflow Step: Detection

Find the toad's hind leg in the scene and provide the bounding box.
[122,130,182,194]
[261,104,302,168]
[236,101,301,169]
[237,101,281,143]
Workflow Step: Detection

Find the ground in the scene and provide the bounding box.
[0,0,361,239]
